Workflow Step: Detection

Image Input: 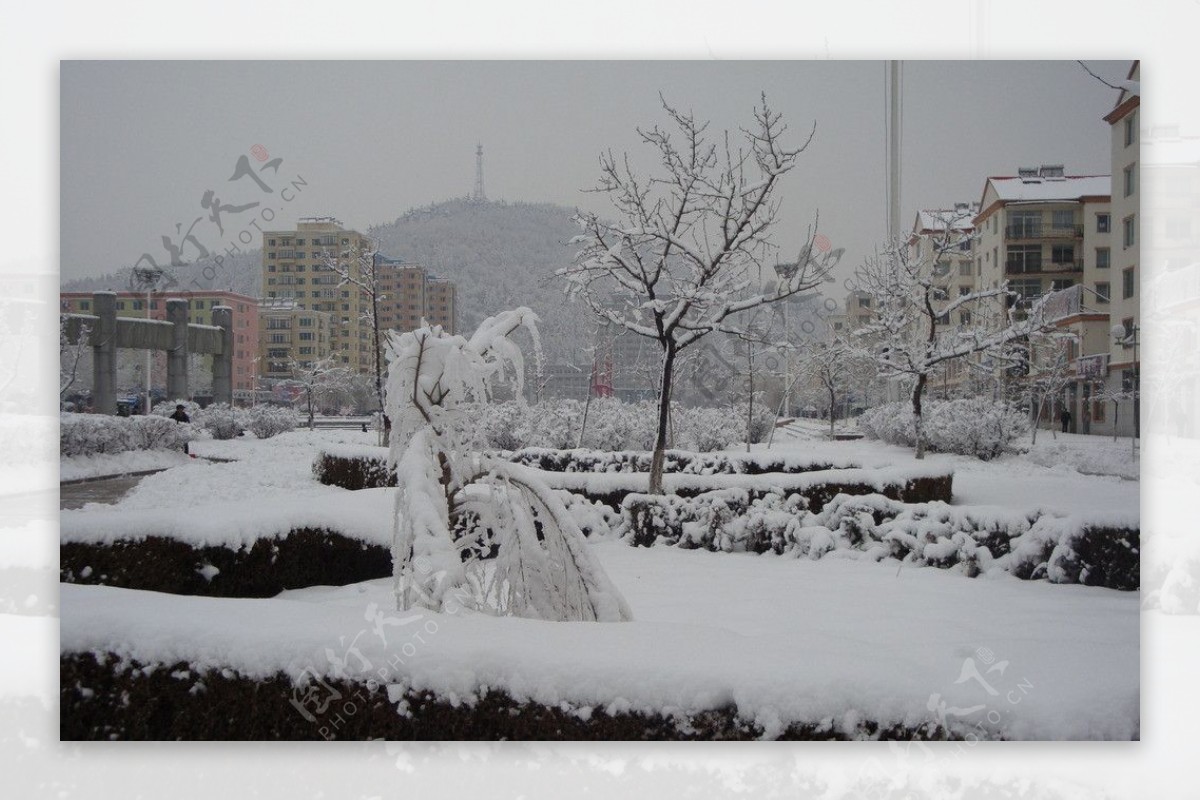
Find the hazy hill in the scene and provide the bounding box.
[368,198,589,361]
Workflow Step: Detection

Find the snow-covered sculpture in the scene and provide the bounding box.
[385,308,632,622]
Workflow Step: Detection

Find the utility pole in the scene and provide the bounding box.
[887,60,903,243]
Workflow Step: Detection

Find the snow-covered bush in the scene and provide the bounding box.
[385,309,633,622]
[618,488,1138,589]
[459,397,759,454]
[859,399,1028,460]
[61,412,196,457]
[245,405,298,439]
[194,403,243,440]
[151,399,201,421]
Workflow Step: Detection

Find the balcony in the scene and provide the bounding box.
[1004,224,1084,240]
[1005,258,1083,275]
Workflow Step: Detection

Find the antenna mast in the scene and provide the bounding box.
[473,143,486,202]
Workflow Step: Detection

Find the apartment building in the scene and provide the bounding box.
[374,256,457,334]
[258,301,333,382]
[975,166,1112,308]
[1103,61,1140,437]
[261,219,457,382]
[261,217,372,373]
[60,290,260,397]
[972,164,1121,433]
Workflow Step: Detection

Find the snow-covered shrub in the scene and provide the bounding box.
[622,489,806,553]
[618,486,1138,590]
[60,412,196,457]
[195,403,243,440]
[151,399,201,421]
[245,405,298,439]
[859,399,1028,460]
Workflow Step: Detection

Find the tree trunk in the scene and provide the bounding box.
[1031,391,1041,445]
[828,384,836,440]
[912,374,927,459]
[649,344,676,494]
[745,342,753,454]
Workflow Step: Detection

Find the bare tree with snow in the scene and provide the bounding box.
[59,313,91,401]
[287,355,355,429]
[853,230,1047,459]
[386,309,632,622]
[321,238,388,440]
[559,95,833,492]
[798,326,876,440]
[1021,330,1080,444]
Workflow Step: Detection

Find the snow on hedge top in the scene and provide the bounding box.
[61,487,394,549]
[59,542,1139,740]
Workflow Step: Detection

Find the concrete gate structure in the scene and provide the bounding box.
[62,292,234,415]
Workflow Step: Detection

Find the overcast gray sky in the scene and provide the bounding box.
[61,60,1126,284]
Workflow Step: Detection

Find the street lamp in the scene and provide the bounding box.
[1111,321,1139,456]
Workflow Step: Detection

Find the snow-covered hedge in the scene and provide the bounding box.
[858,399,1029,460]
[313,449,396,491]
[60,412,196,458]
[314,447,858,492]
[244,405,298,439]
[463,397,772,453]
[621,490,1139,590]
[507,448,854,476]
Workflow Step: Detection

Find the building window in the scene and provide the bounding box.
[133,300,144,310]
[1096,248,1110,270]
[79,300,90,310]
[1051,210,1075,229]
[1123,164,1136,197]
[1095,282,1110,303]
[1123,267,1135,300]
[959,310,971,327]
[299,332,314,341]
[1123,216,1136,248]
[1120,318,1135,349]
[1096,213,1110,233]
[1006,245,1042,273]
[1050,278,1075,292]
[1124,113,1136,147]
[1051,244,1075,266]
[857,297,870,308]
[958,285,971,297]
[1009,277,1042,300]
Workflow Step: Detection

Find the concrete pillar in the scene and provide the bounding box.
[92,292,117,415]
[212,305,233,406]
[166,298,189,400]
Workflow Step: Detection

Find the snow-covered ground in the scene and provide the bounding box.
[60,540,1138,740]
[774,420,1138,518]
[59,424,1141,739]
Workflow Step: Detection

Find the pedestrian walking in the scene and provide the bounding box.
[169,404,193,456]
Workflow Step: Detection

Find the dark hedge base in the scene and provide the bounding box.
[61,652,962,742]
[61,528,391,597]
